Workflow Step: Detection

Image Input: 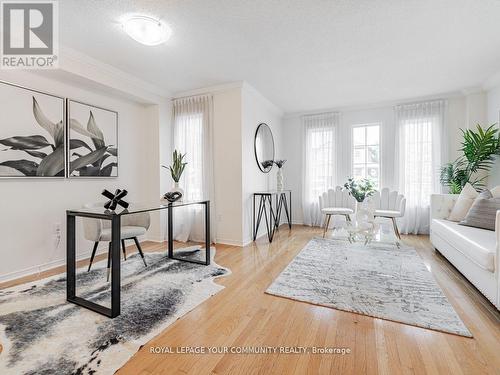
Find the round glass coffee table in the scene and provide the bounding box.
[345,220,378,245]
[344,201,379,245]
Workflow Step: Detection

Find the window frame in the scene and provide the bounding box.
[351,123,381,188]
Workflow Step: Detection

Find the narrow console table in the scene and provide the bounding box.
[253,190,292,242]
[66,200,210,318]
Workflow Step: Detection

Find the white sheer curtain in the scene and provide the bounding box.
[302,112,339,226]
[172,95,216,242]
[395,100,446,234]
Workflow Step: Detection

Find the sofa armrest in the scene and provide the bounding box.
[430,194,458,221]
[497,211,500,307]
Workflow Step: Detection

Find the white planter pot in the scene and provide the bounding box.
[169,182,184,201]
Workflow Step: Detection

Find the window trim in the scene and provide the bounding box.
[351,123,381,188]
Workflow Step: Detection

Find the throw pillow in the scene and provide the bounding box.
[459,190,500,231]
[491,185,500,198]
[447,183,479,222]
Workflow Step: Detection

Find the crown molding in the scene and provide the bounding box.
[483,70,500,91]
[241,81,284,117]
[172,81,245,99]
[283,90,464,119]
[461,86,485,96]
[54,45,171,104]
[173,80,284,117]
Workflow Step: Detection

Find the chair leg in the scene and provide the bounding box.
[344,214,352,222]
[106,242,112,282]
[121,239,127,261]
[391,217,402,240]
[323,215,331,238]
[133,237,147,267]
[87,242,99,272]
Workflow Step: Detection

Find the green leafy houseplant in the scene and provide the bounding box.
[343,177,376,203]
[440,124,500,193]
[162,150,187,183]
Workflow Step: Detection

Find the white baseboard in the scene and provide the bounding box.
[0,238,149,284]
[216,238,245,247]
[145,235,165,243]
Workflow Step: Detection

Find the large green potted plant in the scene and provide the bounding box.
[162,150,187,198]
[440,124,500,193]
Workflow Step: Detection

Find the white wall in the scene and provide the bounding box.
[0,70,169,282]
[283,95,476,224]
[486,85,500,186]
[241,84,283,244]
[175,82,284,246]
[212,87,244,245]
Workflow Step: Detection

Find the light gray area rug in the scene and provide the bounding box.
[0,247,230,374]
[266,238,471,337]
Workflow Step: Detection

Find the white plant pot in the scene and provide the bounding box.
[169,182,184,201]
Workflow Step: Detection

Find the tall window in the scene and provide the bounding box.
[395,99,445,234]
[172,95,214,242]
[401,119,433,206]
[302,112,339,226]
[174,112,203,201]
[352,124,380,187]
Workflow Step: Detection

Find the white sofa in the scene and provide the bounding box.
[430,194,500,310]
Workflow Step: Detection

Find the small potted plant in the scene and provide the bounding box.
[162,150,187,199]
[274,159,287,191]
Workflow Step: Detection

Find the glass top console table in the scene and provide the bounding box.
[253,190,292,242]
[66,200,210,318]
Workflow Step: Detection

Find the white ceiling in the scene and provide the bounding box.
[60,0,500,113]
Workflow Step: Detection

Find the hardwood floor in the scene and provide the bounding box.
[2,225,499,374]
[120,226,499,375]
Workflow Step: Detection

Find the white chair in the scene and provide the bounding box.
[319,186,357,237]
[371,188,406,243]
[83,203,150,280]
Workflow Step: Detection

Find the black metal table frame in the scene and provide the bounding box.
[66,201,210,318]
[253,191,292,242]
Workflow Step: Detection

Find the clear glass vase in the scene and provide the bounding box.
[276,168,284,191]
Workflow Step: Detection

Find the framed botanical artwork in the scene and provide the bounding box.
[67,99,118,177]
[0,81,65,178]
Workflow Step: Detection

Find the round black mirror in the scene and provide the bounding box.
[254,123,275,173]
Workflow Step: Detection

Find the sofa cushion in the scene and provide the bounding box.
[322,207,354,215]
[447,183,478,222]
[432,219,496,272]
[374,209,401,218]
[491,185,500,198]
[460,190,500,231]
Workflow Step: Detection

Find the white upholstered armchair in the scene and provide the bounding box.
[319,186,357,237]
[83,203,150,280]
[371,188,406,243]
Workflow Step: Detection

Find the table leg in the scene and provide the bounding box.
[67,213,119,318]
[267,196,277,242]
[282,193,291,229]
[167,204,173,258]
[66,214,76,301]
[110,215,121,318]
[254,196,265,241]
[167,203,211,265]
[205,201,210,265]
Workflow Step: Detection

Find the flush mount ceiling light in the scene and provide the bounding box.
[122,15,171,46]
